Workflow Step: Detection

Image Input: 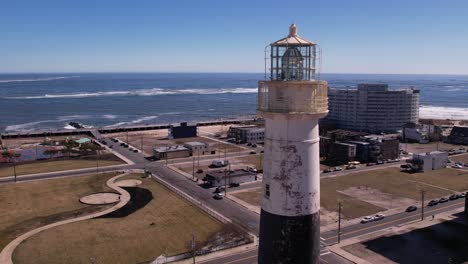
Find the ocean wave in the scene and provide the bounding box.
[2,87,258,99]
[419,105,468,120]
[0,76,78,83]
[5,115,91,132]
[106,116,159,127]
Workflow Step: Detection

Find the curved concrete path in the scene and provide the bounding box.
[0,173,132,264]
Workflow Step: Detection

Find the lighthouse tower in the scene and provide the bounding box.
[257,24,328,264]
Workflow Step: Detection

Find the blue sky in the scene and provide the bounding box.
[1,0,467,74]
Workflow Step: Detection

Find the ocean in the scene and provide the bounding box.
[1,73,467,132]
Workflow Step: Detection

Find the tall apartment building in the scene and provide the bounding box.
[327,84,420,133]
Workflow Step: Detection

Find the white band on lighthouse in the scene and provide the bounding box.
[261,113,321,217]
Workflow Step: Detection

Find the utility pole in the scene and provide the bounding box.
[197,149,200,168]
[421,190,425,221]
[165,144,168,166]
[338,201,342,243]
[13,157,17,183]
[141,136,143,152]
[96,150,99,175]
[192,155,195,180]
[224,168,227,197]
[191,233,196,264]
[126,131,129,144]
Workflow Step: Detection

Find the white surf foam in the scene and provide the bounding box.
[2,87,258,99]
[5,115,92,132]
[106,116,159,127]
[419,105,468,120]
[0,76,78,83]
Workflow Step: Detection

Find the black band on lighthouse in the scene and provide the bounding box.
[258,209,320,264]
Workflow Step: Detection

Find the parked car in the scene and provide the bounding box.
[196,169,203,173]
[405,206,417,212]
[345,165,356,170]
[213,193,224,200]
[229,183,240,187]
[334,167,343,172]
[460,192,467,198]
[428,199,439,206]
[246,143,252,146]
[452,164,463,169]
[249,151,257,155]
[449,194,459,200]
[361,216,374,224]
[251,144,257,148]
[133,149,138,153]
[260,150,264,153]
[323,169,332,173]
[377,160,385,165]
[439,197,449,203]
[374,214,385,221]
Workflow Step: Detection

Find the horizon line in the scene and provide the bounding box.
[1,71,468,76]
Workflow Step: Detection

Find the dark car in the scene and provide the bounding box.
[196,169,203,173]
[213,187,225,193]
[133,149,138,153]
[229,183,240,188]
[439,197,449,203]
[249,151,257,155]
[377,160,385,165]
[449,194,459,200]
[120,142,126,146]
[252,144,257,148]
[428,199,439,206]
[406,206,417,212]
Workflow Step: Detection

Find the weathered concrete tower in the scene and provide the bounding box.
[257,24,328,264]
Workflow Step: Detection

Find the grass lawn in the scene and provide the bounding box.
[0,173,117,251]
[231,167,460,220]
[13,175,234,264]
[232,188,262,207]
[0,159,124,177]
[406,168,468,192]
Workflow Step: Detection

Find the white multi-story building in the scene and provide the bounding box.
[327,84,420,133]
[412,151,448,172]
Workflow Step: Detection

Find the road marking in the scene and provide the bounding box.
[324,201,464,241]
[223,255,257,264]
[320,237,325,241]
[320,251,331,256]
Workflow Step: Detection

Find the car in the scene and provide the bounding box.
[260,150,264,153]
[229,183,240,187]
[120,142,126,146]
[101,141,107,145]
[449,194,459,200]
[405,206,417,212]
[252,144,257,148]
[374,214,385,221]
[214,133,221,138]
[428,199,439,206]
[460,192,467,198]
[323,169,332,173]
[345,165,356,170]
[246,143,252,146]
[249,151,257,155]
[213,187,225,193]
[452,164,463,169]
[334,167,343,172]
[109,145,113,149]
[133,149,138,153]
[377,160,385,165]
[361,216,374,224]
[213,193,224,200]
[196,169,203,173]
[439,197,449,203]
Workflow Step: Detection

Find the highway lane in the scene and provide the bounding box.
[322,199,466,245]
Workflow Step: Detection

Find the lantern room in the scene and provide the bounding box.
[268,24,317,81]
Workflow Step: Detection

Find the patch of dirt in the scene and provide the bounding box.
[340,186,417,209]
[320,208,338,226]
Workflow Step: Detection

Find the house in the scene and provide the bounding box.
[153,145,190,160]
[205,169,257,187]
[448,126,468,145]
[411,151,448,172]
[402,123,429,143]
[183,141,210,155]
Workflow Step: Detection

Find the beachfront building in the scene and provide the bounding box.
[169,122,197,139]
[183,141,210,155]
[153,145,190,160]
[227,125,265,144]
[327,84,420,133]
